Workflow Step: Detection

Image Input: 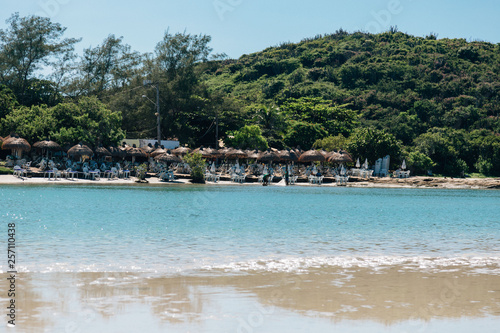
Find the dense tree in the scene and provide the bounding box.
[283,121,328,150]
[0,13,79,105]
[69,35,142,97]
[225,125,268,150]
[0,96,124,147]
[0,84,17,119]
[346,128,402,167]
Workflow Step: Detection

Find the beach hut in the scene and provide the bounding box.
[1,135,31,158]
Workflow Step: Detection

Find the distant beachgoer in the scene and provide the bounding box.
[263,174,269,186]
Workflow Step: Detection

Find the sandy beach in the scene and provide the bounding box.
[1,173,500,190]
[2,266,499,333]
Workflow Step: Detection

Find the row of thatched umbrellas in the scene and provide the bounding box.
[1,135,353,164]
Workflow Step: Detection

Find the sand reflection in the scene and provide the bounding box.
[4,266,500,331]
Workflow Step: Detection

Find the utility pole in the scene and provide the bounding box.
[215,110,219,149]
[143,80,161,145]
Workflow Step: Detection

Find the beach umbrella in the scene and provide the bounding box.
[67,143,93,160]
[203,146,221,159]
[172,146,191,156]
[217,147,232,159]
[356,158,360,168]
[33,139,62,158]
[33,139,61,151]
[401,159,406,170]
[246,149,261,160]
[141,144,155,155]
[1,136,31,158]
[127,147,147,164]
[298,149,325,163]
[278,149,299,163]
[150,147,167,158]
[154,152,181,163]
[363,158,369,169]
[193,147,213,159]
[108,146,126,158]
[258,149,280,163]
[95,146,111,156]
[328,150,353,164]
[226,148,247,160]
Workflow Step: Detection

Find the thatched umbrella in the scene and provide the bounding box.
[141,143,155,155]
[95,146,111,157]
[217,147,232,159]
[258,149,280,163]
[226,148,247,160]
[172,146,191,157]
[67,143,93,160]
[33,139,61,158]
[127,147,147,164]
[279,149,299,163]
[154,152,182,164]
[1,136,31,158]
[246,149,260,160]
[192,146,213,159]
[108,146,126,158]
[150,147,167,158]
[298,149,326,163]
[329,150,353,164]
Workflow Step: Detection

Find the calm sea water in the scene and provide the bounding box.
[1,184,500,274]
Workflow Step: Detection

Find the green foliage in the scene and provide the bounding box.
[0,84,17,119]
[405,150,435,175]
[0,96,124,146]
[0,13,79,106]
[225,125,268,150]
[283,121,328,150]
[134,163,148,181]
[312,134,348,151]
[281,97,358,136]
[347,128,402,167]
[183,152,206,183]
[71,34,142,97]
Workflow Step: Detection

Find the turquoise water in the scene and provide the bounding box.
[1,185,500,274]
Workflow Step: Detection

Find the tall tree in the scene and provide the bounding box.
[141,31,219,145]
[70,35,142,97]
[0,13,79,105]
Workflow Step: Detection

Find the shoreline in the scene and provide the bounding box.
[1,174,500,189]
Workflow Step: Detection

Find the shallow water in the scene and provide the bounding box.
[1,184,500,331]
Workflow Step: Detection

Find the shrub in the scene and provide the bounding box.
[184,152,206,183]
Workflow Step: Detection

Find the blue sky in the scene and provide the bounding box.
[1,0,499,59]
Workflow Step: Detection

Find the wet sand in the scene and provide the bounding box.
[2,266,500,332]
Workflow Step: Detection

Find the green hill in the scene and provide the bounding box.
[200,30,500,176]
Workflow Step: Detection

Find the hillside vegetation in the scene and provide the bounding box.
[1,14,499,176]
[201,29,500,175]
